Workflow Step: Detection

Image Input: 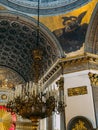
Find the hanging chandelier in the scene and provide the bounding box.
[6,0,65,129]
[6,77,65,129]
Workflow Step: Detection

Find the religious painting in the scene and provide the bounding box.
[53,11,88,53]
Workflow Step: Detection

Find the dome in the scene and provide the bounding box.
[0,0,91,15]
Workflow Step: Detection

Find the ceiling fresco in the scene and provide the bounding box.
[38,0,97,31]
[0,0,97,83]
[53,11,88,53]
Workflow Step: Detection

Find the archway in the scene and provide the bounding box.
[85,3,98,54]
[0,10,64,82]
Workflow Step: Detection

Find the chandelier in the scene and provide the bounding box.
[6,0,65,129]
[6,77,65,128]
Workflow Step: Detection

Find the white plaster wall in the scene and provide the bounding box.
[64,70,96,128]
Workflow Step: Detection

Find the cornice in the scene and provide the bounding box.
[43,53,98,86]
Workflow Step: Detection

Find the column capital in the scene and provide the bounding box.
[88,72,98,86]
[56,77,64,90]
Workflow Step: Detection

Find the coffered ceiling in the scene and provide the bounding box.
[0,12,63,82]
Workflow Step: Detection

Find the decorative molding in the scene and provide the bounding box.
[56,77,64,90]
[16,122,33,130]
[67,86,87,97]
[67,116,93,130]
[85,3,98,54]
[0,0,91,15]
[16,118,32,130]
[0,5,6,10]
[43,53,98,87]
[88,72,98,86]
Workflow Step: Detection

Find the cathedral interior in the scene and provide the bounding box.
[0,0,98,130]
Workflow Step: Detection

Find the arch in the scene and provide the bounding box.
[85,3,98,54]
[67,116,93,130]
[0,0,90,15]
[0,10,64,81]
[0,10,64,57]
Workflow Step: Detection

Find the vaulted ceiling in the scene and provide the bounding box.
[0,12,63,82]
[0,0,95,85]
[0,0,91,15]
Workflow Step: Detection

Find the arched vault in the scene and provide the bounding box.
[85,3,98,54]
[0,11,64,82]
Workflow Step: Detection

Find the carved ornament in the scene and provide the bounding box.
[44,53,98,86]
[88,72,98,86]
[56,77,64,90]
[68,86,87,96]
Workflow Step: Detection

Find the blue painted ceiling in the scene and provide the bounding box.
[0,0,91,15]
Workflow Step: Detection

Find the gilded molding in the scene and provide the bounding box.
[16,122,33,130]
[0,5,6,10]
[72,120,88,130]
[44,56,88,83]
[88,72,98,86]
[44,53,98,86]
[68,86,87,96]
[56,77,64,90]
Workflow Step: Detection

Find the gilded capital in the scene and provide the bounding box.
[88,72,98,86]
[56,77,64,90]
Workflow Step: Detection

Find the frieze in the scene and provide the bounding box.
[44,55,89,83]
[43,54,98,86]
[67,86,87,96]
